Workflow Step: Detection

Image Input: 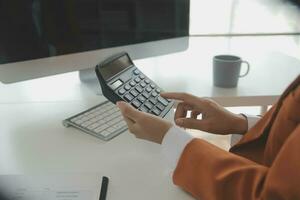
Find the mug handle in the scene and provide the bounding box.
[239,61,250,78]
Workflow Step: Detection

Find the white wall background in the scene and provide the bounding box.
[190,0,300,35]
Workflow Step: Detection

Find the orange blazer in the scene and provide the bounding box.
[173,75,300,200]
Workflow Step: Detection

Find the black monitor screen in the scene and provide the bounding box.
[0,0,190,64]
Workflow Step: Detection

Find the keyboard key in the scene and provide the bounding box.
[124,93,134,101]
[87,123,100,130]
[81,120,93,127]
[145,79,150,84]
[94,124,109,133]
[155,88,161,93]
[120,121,127,126]
[113,122,126,130]
[100,130,111,137]
[158,96,169,106]
[81,116,89,122]
[89,118,98,123]
[107,119,117,126]
[107,127,117,133]
[75,119,84,124]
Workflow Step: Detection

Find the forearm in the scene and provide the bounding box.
[235,114,261,135]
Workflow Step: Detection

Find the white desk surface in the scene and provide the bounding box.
[0,36,299,199]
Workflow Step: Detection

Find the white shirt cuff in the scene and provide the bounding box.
[162,115,261,170]
[161,125,194,171]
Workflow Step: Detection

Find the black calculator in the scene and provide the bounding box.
[95,52,174,118]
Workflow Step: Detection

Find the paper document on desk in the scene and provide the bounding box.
[0,174,102,200]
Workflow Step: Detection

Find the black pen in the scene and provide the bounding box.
[99,176,109,200]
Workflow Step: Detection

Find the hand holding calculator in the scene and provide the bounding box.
[95,52,174,118]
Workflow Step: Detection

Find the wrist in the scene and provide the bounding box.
[233,114,248,135]
[158,122,173,144]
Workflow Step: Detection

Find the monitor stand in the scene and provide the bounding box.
[79,68,102,95]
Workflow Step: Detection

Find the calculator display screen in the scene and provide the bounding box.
[100,55,133,80]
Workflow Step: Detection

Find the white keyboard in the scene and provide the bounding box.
[63,101,128,141]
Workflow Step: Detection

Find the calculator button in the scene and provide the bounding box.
[158,96,169,106]
[124,84,131,90]
[150,84,155,89]
[142,92,150,99]
[139,75,145,79]
[151,92,158,97]
[145,79,150,84]
[129,81,136,87]
[137,95,146,102]
[118,88,126,95]
[134,77,141,83]
[135,85,143,93]
[132,100,141,108]
[149,97,157,105]
[155,88,161,93]
[124,94,134,101]
[139,106,149,113]
[156,103,165,111]
[144,102,153,110]
[140,82,147,88]
[130,89,139,97]
[146,87,152,93]
[133,69,140,75]
[151,108,161,116]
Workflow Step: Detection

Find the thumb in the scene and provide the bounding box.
[175,118,208,131]
[117,101,142,121]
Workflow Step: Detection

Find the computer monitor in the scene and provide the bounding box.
[0,0,189,85]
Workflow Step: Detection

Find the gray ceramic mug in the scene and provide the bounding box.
[213,55,250,88]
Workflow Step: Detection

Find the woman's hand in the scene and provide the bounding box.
[117,101,173,144]
[161,92,248,135]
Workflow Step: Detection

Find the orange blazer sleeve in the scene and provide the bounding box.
[173,125,300,200]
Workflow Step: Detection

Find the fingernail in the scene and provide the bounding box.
[176,119,183,126]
